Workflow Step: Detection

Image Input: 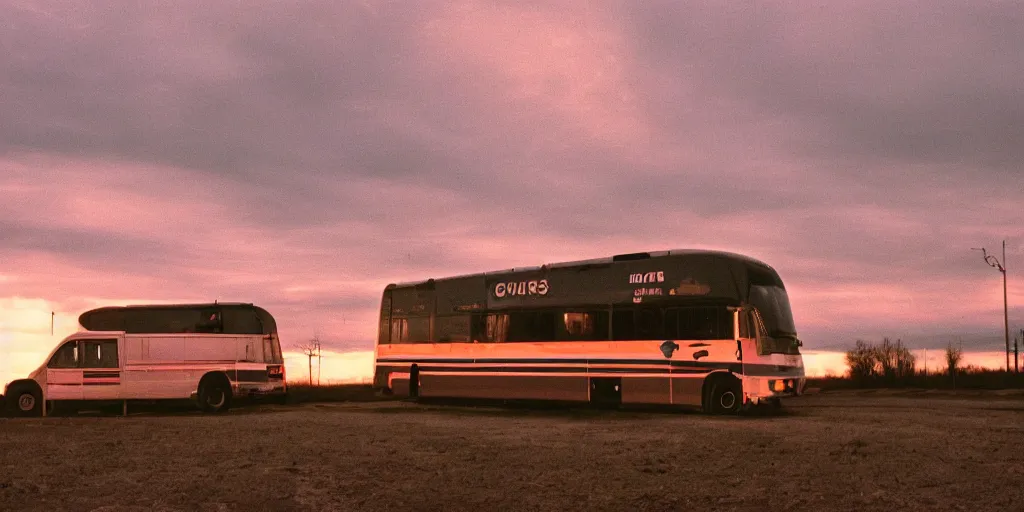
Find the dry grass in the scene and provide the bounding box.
[280,383,395,404]
[3,393,1024,511]
[809,367,1024,391]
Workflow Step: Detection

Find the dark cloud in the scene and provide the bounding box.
[620,1,1024,172]
[1,0,1022,361]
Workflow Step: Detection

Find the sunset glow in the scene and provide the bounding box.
[2,2,1023,389]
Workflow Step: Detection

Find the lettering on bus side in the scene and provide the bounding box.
[628,271,665,284]
[493,279,549,298]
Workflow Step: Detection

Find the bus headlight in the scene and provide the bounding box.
[771,380,785,392]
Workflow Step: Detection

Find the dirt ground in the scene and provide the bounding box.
[2,391,1024,512]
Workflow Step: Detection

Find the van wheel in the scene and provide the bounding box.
[8,385,42,417]
[707,376,743,415]
[198,379,231,413]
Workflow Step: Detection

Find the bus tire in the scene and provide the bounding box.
[7,383,43,418]
[198,374,232,413]
[705,374,742,415]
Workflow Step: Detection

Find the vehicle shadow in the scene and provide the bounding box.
[364,396,800,420]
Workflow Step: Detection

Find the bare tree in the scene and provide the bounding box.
[296,337,321,386]
[945,342,963,388]
[846,338,916,387]
[845,340,877,383]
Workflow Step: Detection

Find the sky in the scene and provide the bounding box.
[2,1,1023,385]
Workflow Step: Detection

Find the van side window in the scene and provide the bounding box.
[48,342,79,368]
[83,340,119,368]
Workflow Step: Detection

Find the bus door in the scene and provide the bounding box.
[609,306,674,405]
[668,305,736,406]
[742,307,767,372]
[45,340,83,401]
[79,338,123,401]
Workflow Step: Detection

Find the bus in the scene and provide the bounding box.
[2,302,287,417]
[372,249,806,414]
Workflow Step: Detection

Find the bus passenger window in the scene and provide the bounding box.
[611,309,634,341]
[634,308,662,340]
[485,314,508,342]
[507,311,556,342]
[689,307,731,340]
[678,308,697,340]
[390,318,408,343]
[561,311,609,341]
[436,315,471,342]
[407,317,430,343]
[663,308,680,340]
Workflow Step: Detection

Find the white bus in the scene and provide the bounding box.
[2,302,287,417]
[373,249,807,414]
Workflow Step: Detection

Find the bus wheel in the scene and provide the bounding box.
[8,384,42,417]
[198,377,232,413]
[706,375,743,415]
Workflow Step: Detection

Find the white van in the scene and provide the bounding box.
[2,302,287,417]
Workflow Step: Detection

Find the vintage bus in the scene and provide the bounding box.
[372,249,806,414]
[2,302,287,417]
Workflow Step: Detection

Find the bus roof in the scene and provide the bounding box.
[382,249,785,311]
[386,248,777,289]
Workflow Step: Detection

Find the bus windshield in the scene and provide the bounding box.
[748,285,797,339]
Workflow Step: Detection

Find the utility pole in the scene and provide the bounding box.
[973,242,1010,372]
[50,311,54,336]
[1004,241,1010,372]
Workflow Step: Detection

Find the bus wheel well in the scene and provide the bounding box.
[702,372,742,415]
[197,372,233,413]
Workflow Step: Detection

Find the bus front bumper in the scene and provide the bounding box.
[742,376,806,404]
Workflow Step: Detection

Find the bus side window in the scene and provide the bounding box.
[560,310,610,341]
[406,316,430,343]
[485,313,509,342]
[634,308,662,340]
[663,308,680,340]
[435,315,471,342]
[691,308,716,340]
[390,318,408,343]
[507,311,556,342]
[611,308,634,340]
